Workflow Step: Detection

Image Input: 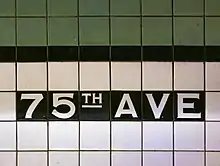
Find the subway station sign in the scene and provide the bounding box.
[17,91,204,121]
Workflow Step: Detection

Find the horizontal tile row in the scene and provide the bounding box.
[1,151,220,166]
[0,121,220,150]
[0,46,220,62]
[1,91,220,121]
[1,62,220,91]
[0,0,220,16]
[1,17,220,46]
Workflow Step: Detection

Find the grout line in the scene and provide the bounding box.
[171,0,175,165]
[77,0,81,165]
[45,0,50,165]
[109,0,112,164]
[14,0,18,164]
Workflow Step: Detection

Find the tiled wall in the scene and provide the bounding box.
[0,0,220,46]
[0,0,220,166]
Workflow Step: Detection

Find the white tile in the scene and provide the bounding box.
[0,63,15,91]
[18,152,47,166]
[112,152,141,166]
[49,152,78,166]
[111,62,141,90]
[80,62,109,90]
[0,152,16,166]
[174,122,204,150]
[206,92,220,121]
[206,62,220,91]
[112,122,141,150]
[175,152,204,166]
[49,62,78,90]
[0,122,16,150]
[18,122,47,150]
[143,152,173,166]
[0,92,15,120]
[206,122,220,150]
[49,121,78,150]
[80,121,110,150]
[174,62,204,90]
[207,152,220,166]
[17,63,47,91]
[143,62,172,90]
[143,122,173,150]
[81,152,110,166]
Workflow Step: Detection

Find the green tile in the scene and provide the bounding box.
[49,18,78,46]
[80,0,109,15]
[206,17,220,45]
[111,0,140,15]
[17,18,46,46]
[0,19,15,46]
[174,0,203,15]
[111,17,140,45]
[48,0,77,16]
[142,0,172,15]
[0,0,15,16]
[80,17,109,45]
[206,0,220,15]
[174,17,203,45]
[143,17,172,45]
[17,0,46,16]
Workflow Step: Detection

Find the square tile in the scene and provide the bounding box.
[174,17,203,45]
[17,0,46,16]
[0,122,16,150]
[17,18,46,46]
[79,17,109,45]
[111,62,141,90]
[175,152,204,166]
[142,0,172,15]
[142,17,172,45]
[49,152,78,166]
[112,152,141,166]
[206,92,220,121]
[80,62,109,90]
[206,0,220,15]
[49,18,78,46]
[0,0,15,16]
[79,0,109,15]
[111,17,141,45]
[174,62,204,90]
[0,93,15,120]
[80,121,110,150]
[174,122,204,150]
[48,0,77,16]
[143,152,173,166]
[0,19,15,46]
[49,62,78,91]
[206,17,220,45]
[0,152,16,166]
[111,0,140,15]
[81,152,110,166]
[18,152,47,166]
[17,63,47,91]
[143,62,172,90]
[143,122,173,150]
[206,122,220,150]
[174,0,203,15]
[0,63,15,91]
[18,122,47,150]
[206,62,220,91]
[49,121,79,150]
[112,122,141,150]
[207,152,220,166]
